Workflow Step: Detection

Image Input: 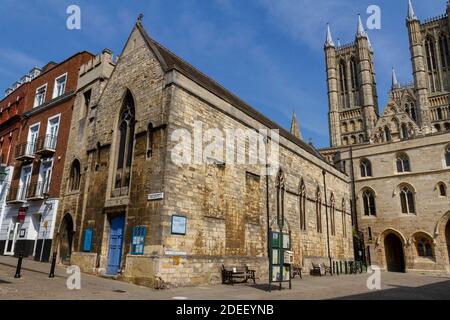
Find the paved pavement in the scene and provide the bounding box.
[0,255,449,300]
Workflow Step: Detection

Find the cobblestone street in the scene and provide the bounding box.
[0,256,449,300]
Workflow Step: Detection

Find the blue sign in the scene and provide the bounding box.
[131,226,146,255]
[83,228,93,252]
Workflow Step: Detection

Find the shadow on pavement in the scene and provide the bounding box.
[333,280,450,300]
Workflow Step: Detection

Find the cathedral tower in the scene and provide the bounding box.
[325,17,379,148]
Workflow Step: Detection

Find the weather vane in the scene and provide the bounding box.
[137,13,144,22]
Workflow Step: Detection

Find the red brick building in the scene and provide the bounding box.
[0,52,94,261]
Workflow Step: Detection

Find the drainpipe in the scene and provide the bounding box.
[349,147,358,232]
[322,170,332,273]
[264,136,270,258]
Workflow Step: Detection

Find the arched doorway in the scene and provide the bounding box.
[384,233,405,272]
[59,214,74,265]
[446,220,450,262]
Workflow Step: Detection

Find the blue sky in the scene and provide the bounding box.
[0,0,447,147]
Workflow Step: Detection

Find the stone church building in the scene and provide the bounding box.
[321,1,450,275]
[52,19,353,287]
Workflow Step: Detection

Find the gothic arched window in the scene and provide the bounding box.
[339,61,348,93]
[316,188,322,233]
[147,123,154,159]
[69,159,81,191]
[342,199,347,238]
[362,189,376,216]
[339,60,349,108]
[425,37,437,71]
[115,90,136,190]
[343,137,349,146]
[350,121,356,132]
[400,185,416,214]
[276,169,285,228]
[437,182,447,197]
[446,146,450,167]
[360,159,372,178]
[439,35,450,69]
[437,108,443,120]
[350,58,359,89]
[396,153,411,173]
[401,123,409,140]
[299,180,307,231]
[330,194,336,236]
[416,237,433,258]
[384,126,392,142]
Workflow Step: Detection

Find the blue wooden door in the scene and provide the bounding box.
[107,215,125,275]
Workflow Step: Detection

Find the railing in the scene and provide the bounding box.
[26,181,50,200]
[35,135,57,154]
[15,142,36,160]
[6,185,27,203]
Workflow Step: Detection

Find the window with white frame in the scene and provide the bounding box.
[18,165,32,200]
[53,74,67,98]
[34,85,47,107]
[39,158,53,196]
[27,123,40,155]
[46,115,60,150]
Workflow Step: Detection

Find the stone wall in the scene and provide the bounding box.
[337,132,450,274]
[57,22,353,288]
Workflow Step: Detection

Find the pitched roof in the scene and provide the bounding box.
[136,22,324,161]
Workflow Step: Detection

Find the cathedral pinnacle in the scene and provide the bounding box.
[357,14,367,38]
[325,23,335,47]
[407,0,418,21]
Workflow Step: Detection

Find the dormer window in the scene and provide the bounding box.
[34,84,47,107]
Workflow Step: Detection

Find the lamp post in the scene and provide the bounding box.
[39,193,51,262]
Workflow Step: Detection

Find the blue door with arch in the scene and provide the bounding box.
[107,215,125,275]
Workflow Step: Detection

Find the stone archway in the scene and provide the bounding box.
[384,233,405,273]
[59,214,74,265]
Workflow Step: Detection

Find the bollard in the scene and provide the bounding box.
[336,262,339,275]
[344,261,348,274]
[49,252,57,278]
[340,261,343,274]
[14,252,24,279]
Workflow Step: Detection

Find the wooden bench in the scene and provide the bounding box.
[221,265,256,285]
[311,263,332,276]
